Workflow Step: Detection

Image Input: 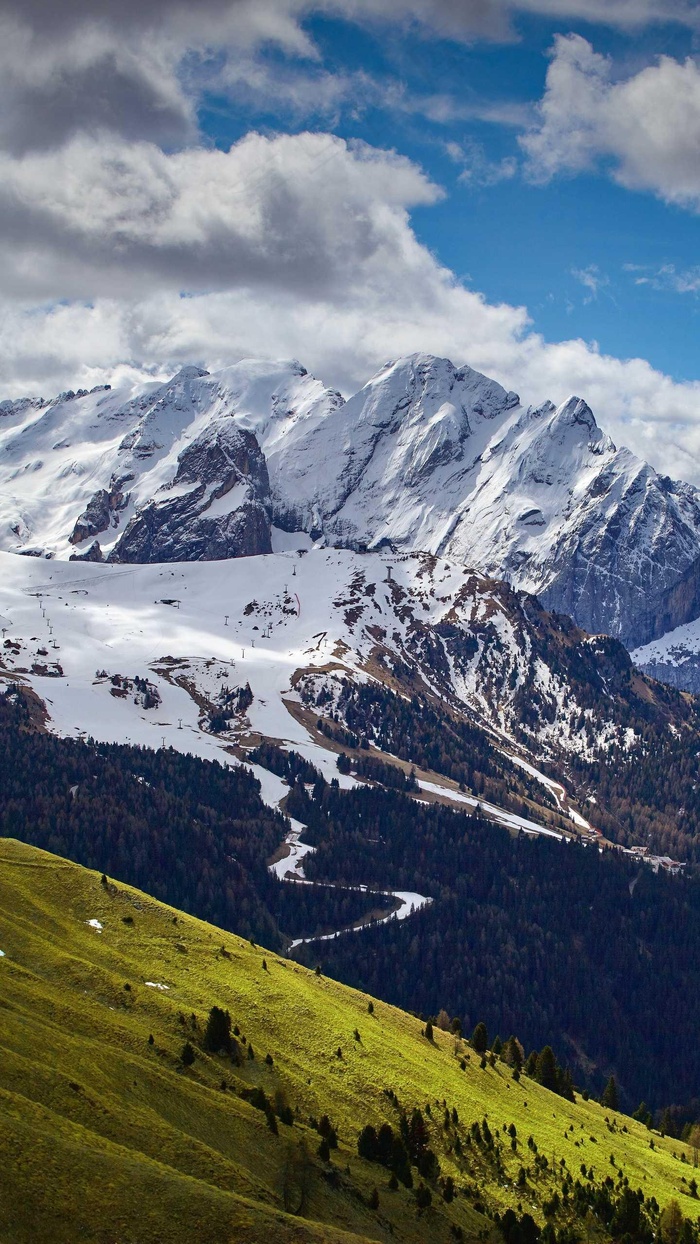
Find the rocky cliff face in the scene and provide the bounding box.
[3,353,700,662]
[109,422,272,563]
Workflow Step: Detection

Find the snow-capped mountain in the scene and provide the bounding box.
[3,353,700,651]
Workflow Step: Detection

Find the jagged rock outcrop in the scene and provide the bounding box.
[109,422,272,563]
[69,540,104,563]
[69,476,131,545]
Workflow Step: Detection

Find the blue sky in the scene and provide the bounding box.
[3,0,700,481]
[200,8,700,384]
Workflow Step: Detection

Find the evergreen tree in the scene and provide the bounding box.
[471,1022,488,1053]
[358,1125,378,1162]
[535,1046,558,1092]
[601,1075,619,1111]
[558,1067,576,1102]
[390,1136,413,1187]
[503,1036,523,1071]
[633,1102,653,1128]
[660,1199,685,1244]
[181,1041,195,1066]
[415,1183,432,1209]
[203,1006,232,1053]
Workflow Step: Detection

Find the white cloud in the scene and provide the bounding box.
[0,0,697,155]
[522,34,700,211]
[327,0,700,38]
[446,137,518,185]
[511,0,698,26]
[628,263,700,294]
[0,2,318,153]
[2,4,700,492]
[2,130,700,486]
[0,132,441,301]
[571,264,609,302]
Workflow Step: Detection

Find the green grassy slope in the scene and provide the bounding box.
[1,838,697,1244]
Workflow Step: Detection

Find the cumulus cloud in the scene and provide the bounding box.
[0,1,316,153]
[1,128,700,487]
[522,34,700,211]
[2,1,700,489]
[0,132,442,301]
[1,0,697,154]
[9,0,691,44]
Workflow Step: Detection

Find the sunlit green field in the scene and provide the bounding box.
[1,837,697,1244]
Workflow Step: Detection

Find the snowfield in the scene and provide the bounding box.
[0,544,597,840]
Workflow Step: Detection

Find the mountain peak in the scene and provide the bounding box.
[171,365,210,382]
[1,353,699,649]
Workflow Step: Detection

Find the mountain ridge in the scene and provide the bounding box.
[4,353,700,657]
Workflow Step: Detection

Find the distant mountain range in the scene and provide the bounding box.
[3,354,700,668]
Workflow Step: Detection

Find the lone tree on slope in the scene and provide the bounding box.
[471,1022,488,1054]
[203,1005,232,1054]
[601,1075,619,1111]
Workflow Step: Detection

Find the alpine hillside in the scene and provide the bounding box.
[3,836,699,1244]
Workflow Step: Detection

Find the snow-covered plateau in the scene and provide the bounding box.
[4,353,700,657]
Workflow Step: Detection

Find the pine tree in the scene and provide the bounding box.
[471,1021,488,1053]
[181,1041,195,1066]
[415,1183,432,1209]
[558,1067,576,1102]
[633,1101,653,1128]
[601,1075,619,1111]
[358,1125,379,1162]
[660,1198,684,1244]
[203,1005,231,1053]
[535,1046,558,1092]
